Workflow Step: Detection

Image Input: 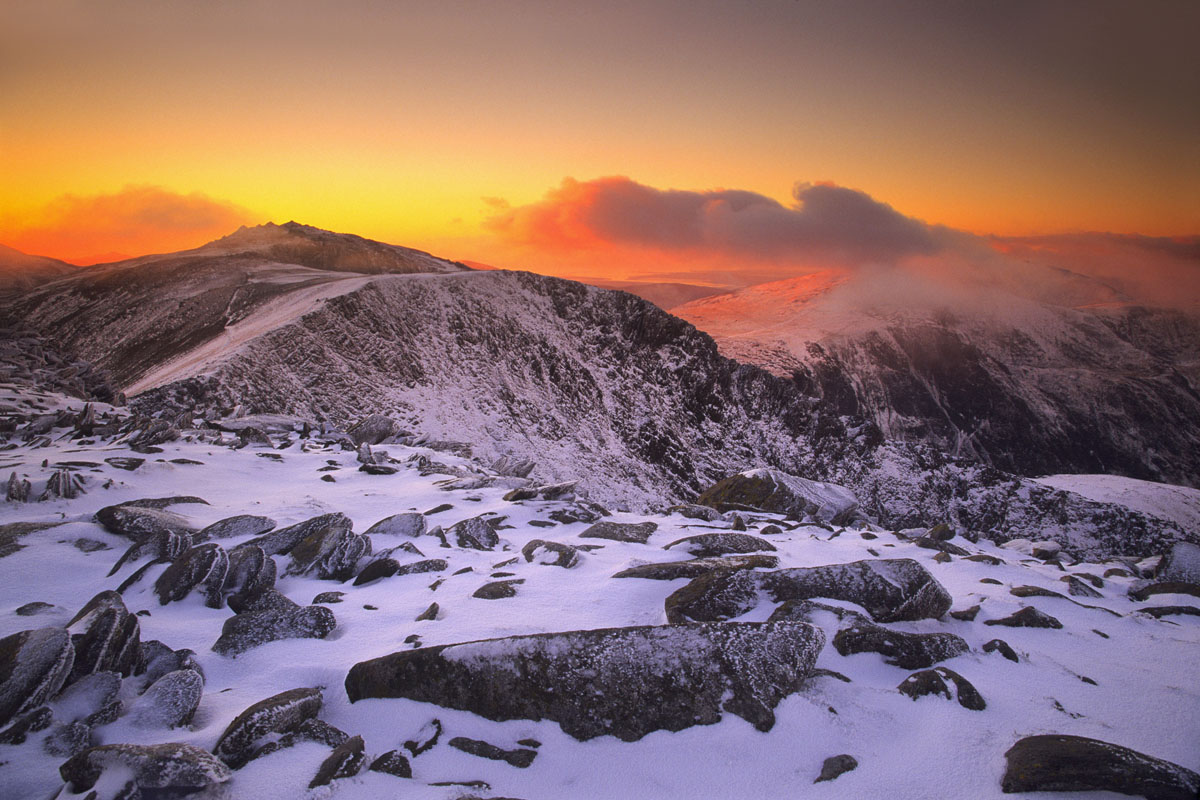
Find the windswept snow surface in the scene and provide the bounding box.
[1,388,1197,799]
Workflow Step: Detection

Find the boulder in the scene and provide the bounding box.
[1157,541,1200,585]
[983,639,1019,663]
[220,546,277,612]
[285,525,371,582]
[984,607,1063,629]
[613,554,778,581]
[348,414,399,445]
[364,513,426,538]
[129,669,203,728]
[51,671,121,727]
[139,642,204,687]
[66,591,141,681]
[832,621,969,669]
[154,543,229,607]
[212,590,336,657]
[1001,734,1199,799]
[668,503,723,522]
[369,749,412,778]
[447,516,500,550]
[663,533,776,558]
[897,667,985,710]
[197,515,276,541]
[474,579,524,599]
[108,529,193,576]
[579,521,658,544]
[816,754,858,783]
[448,736,537,768]
[665,559,952,624]
[94,503,196,541]
[309,734,366,788]
[0,627,74,728]
[213,687,323,768]
[346,621,826,741]
[354,558,448,586]
[246,718,349,763]
[60,742,231,797]
[242,512,352,557]
[697,468,858,525]
[521,539,581,568]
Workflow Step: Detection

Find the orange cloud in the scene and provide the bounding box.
[0,186,257,263]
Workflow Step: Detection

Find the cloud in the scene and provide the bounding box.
[1,185,256,263]
[485,176,940,267]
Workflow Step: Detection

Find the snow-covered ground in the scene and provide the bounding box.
[1034,474,1200,534]
[1,390,1198,799]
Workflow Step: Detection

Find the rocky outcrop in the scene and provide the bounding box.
[346,622,825,741]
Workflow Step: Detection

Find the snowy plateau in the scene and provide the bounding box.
[0,224,1197,800]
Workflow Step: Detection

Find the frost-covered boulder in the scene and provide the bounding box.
[213,687,323,768]
[94,503,197,541]
[1002,735,1200,799]
[1157,541,1200,586]
[154,543,229,607]
[241,512,352,557]
[309,734,366,788]
[665,558,952,624]
[346,622,825,741]
[0,627,74,728]
[364,512,426,538]
[59,742,231,798]
[664,533,776,558]
[129,669,203,729]
[51,671,121,727]
[220,545,276,612]
[212,590,336,657]
[447,516,500,550]
[197,515,276,541]
[579,520,658,544]
[521,539,581,568]
[284,525,371,581]
[66,591,141,681]
[983,606,1063,629]
[832,621,969,669]
[697,468,859,525]
[612,554,778,581]
[347,414,399,446]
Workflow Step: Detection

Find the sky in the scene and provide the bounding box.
[1,0,1197,274]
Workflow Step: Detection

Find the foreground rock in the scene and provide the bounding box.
[212,590,336,656]
[697,468,859,524]
[898,667,986,710]
[666,558,952,624]
[66,591,142,681]
[346,622,825,741]
[832,621,969,669]
[60,742,231,797]
[213,687,323,768]
[0,627,74,728]
[1001,734,1200,799]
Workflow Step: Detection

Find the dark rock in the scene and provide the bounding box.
[313,591,344,604]
[309,734,366,787]
[0,705,52,744]
[697,468,858,524]
[980,577,1003,585]
[926,523,955,541]
[663,533,776,558]
[949,605,980,622]
[94,503,196,541]
[1130,581,1200,602]
[965,554,1004,565]
[521,539,581,568]
[104,457,144,471]
[73,538,109,553]
[52,671,121,727]
[474,579,524,599]
[197,515,276,541]
[1104,567,1132,578]
[5,473,31,503]
[15,601,57,616]
[1139,605,1200,619]
[761,524,784,535]
[369,749,412,778]
[221,545,276,612]
[242,512,352,557]
[212,590,336,656]
[43,720,90,758]
[355,557,448,585]
[983,638,1019,662]
[154,543,229,607]
[213,687,323,768]
[833,621,969,669]
[1011,585,1070,600]
[613,554,778,580]
[129,669,203,728]
[1032,541,1063,560]
[579,520,658,544]
[668,503,722,522]
[415,602,439,621]
[67,591,141,681]
[346,621,826,741]
[1065,575,1104,598]
[730,515,748,531]
[108,528,193,577]
[914,536,969,556]
[665,558,952,624]
[348,414,399,445]
[985,607,1064,629]
[768,599,868,625]
[932,551,952,563]
[898,667,986,710]
[1157,541,1200,585]
[364,512,426,538]
[448,516,500,550]
[404,718,442,756]
[360,463,399,475]
[60,742,231,795]
[285,524,371,581]
[449,736,538,768]
[425,503,454,515]
[815,754,858,783]
[1001,734,1200,799]
[139,643,203,687]
[548,504,607,525]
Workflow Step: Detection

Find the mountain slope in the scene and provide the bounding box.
[0,244,80,293]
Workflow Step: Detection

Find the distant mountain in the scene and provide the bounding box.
[0,224,1191,556]
[0,244,80,293]
[673,268,1200,487]
[567,279,731,310]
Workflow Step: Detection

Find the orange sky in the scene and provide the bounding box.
[1,1,1197,270]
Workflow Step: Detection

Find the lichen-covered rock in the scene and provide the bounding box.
[309,734,366,787]
[197,515,276,541]
[212,590,336,657]
[1001,734,1200,799]
[897,667,985,710]
[449,736,537,768]
[697,469,859,525]
[60,742,231,797]
[0,627,74,728]
[66,591,141,681]
[665,559,952,624]
[213,687,323,768]
[129,669,203,729]
[346,621,826,741]
[613,554,779,581]
[832,621,969,669]
[521,539,580,568]
[242,512,352,557]
[154,543,229,607]
[984,606,1063,629]
[579,521,658,544]
[663,533,776,558]
[447,516,500,550]
[284,524,371,582]
[364,512,426,538]
[221,546,277,612]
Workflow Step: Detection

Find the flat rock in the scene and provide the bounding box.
[613,554,778,581]
[213,687,323,768]
[984,606,1063,629]
[1002,734,1200,799]
[242,512,352,557]
[832,621,969,669]
[449,736,537,768]
[697,468,859,525]
[198,515,276,541]
[663,533,776,558]
[579,521,658,544]
[364,513,426,538]
[665,558,952,624]
[60,742,231,796]
[0,626,74,728]
[346,621,826,742]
